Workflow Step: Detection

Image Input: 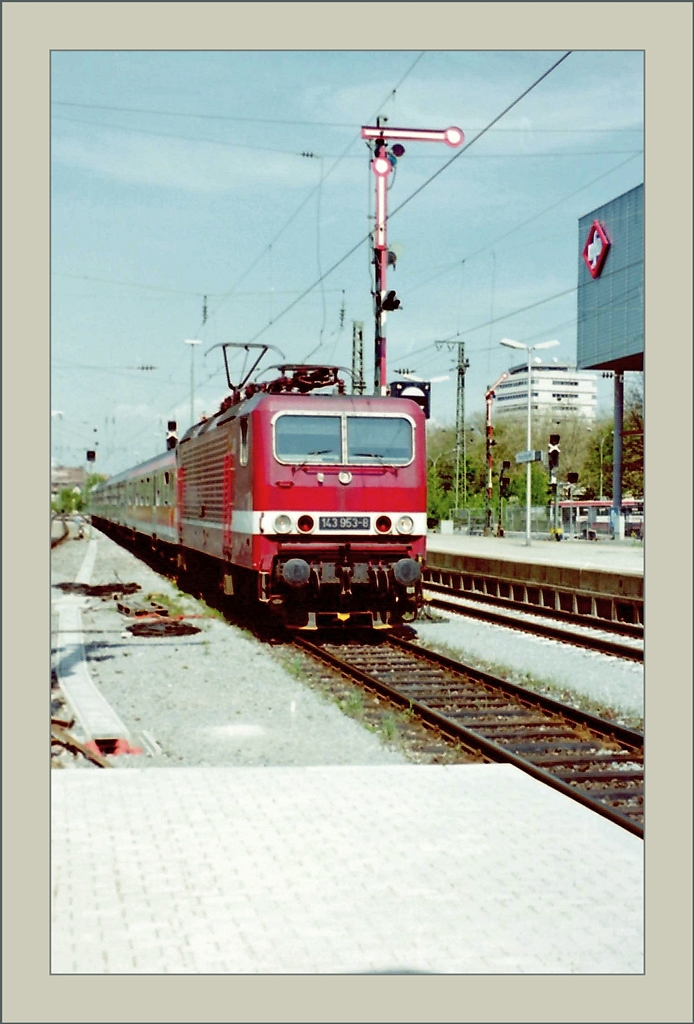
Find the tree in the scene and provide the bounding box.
[576,373,643,501]
[51,473,108,514]
[622,376,644,498]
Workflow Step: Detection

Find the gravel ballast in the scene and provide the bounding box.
[51,525,643,774]
[51,528,408,769]
[412,610,644,721]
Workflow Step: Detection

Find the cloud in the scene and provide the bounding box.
[51,124,337,193]
[305,54,642,159]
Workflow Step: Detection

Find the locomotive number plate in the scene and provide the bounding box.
[319,516,370,530]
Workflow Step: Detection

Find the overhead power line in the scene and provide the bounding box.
[237,51,574,348]
[398,263,644,368]
[107,51,429,456]
[52,100,359,129]
[192,51,426,335]
[52,99,643,134]
[407,151,643,295]
[53,114,641,161]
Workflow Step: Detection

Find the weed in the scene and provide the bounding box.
[413,637,643,732]
[342,691,365,716]
[279,654,308,681]
[380,713,398,741]
[192,596,227,622]
[146,591,187,617]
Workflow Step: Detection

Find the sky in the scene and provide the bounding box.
[51,49,644,475]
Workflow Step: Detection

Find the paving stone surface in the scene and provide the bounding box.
[52,763,644,975]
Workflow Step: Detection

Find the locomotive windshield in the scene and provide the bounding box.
[274,413,413,465]
[346,416,412,464]
[275,415,342,463]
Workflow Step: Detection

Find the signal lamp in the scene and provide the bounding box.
[381,290,401,311]
[373,156,391,176]
[274,514,292,534]
[396,515,414,534]
[391,143,405,157]
[297,515,314,533]
[375,515,392,533]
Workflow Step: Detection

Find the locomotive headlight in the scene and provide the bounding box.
[297,515,314,533]
[274,514,293,534]
[396,515,414,535]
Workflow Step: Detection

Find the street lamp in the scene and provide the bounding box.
[500,338,560,546]
[184,339,202,429]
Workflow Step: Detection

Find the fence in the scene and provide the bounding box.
[449,506,555,538]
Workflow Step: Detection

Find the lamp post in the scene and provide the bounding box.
[500,338,560,546]
[184,339,202,429]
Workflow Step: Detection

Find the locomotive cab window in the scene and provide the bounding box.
[275,415,342,464]
[347,416,412,464]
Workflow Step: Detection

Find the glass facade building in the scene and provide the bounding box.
[576,183,644,372]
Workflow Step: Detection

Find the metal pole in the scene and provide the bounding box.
[613,372,624,538]
[485,394,493,535]
[190,344,195,427]
[351,321,365,395]
[185,339,202,431]
[371,135,390,396]
[454,341,469,513]
[361,122,464,395]
[526,347,532,546]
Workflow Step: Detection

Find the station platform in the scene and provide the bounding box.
[52,763,643,975]
[426,531,643,576]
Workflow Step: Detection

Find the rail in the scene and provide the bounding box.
[295,634,644,838]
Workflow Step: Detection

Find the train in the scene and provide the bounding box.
[90,353,427,630]
[558,498,644,540]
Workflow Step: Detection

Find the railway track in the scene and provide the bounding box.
[423,586,644,663]
[294,634,644,838]
[422,573,644,635]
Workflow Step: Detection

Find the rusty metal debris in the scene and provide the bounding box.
[56,581,142,598]
[116,598,170,618]
[51,721,113,768]
[126,619,201,637]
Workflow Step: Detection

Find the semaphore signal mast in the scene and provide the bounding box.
[361,122,464,395]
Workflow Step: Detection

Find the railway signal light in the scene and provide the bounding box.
[548,434,560,473]
[567,471,579,485]
[499,460,511,497]
[86,450,96,463]
[381,290,401,311]
[166,420,178,450]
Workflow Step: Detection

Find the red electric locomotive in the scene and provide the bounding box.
[91,351,427,629]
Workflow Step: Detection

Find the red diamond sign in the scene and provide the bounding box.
[582,220,611,279]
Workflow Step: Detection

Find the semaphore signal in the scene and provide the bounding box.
[361,121,464,395]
